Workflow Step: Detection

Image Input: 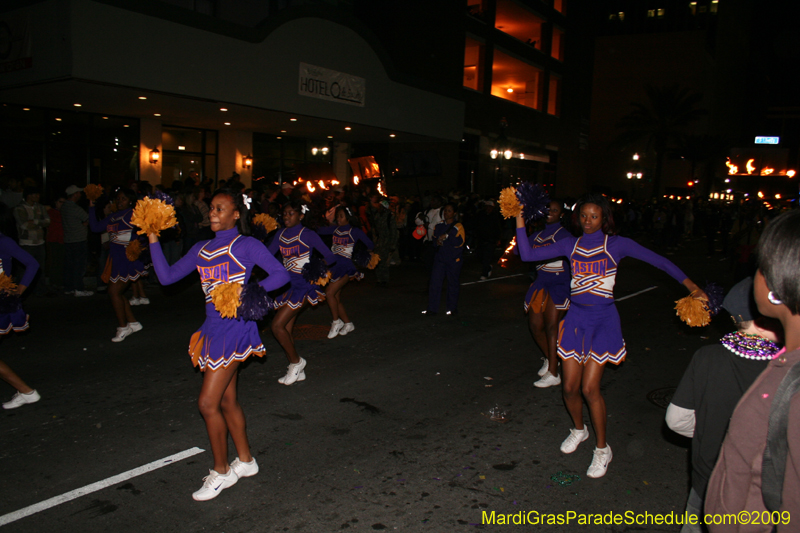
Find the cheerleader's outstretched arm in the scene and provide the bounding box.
[148,233,203,285]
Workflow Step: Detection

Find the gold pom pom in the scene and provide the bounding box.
[84,184,104,202]
[0,273,18,293]
[210,282,242,319]
[130,197,178,237]
[253,213,279,233]
[315,271,332,287]
[126,239,143,262]
[366,252,381,270]
[499,187,522,219]
[675,291,711,327]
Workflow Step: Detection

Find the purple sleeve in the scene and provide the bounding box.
[150,240,203,285]
[305,230,338,265]
[4,238,39,287]
[88,206,113,233]
[350,227,375,250]
[240,237,290,292]
[515,227,574,263]
[267,230,281,255]
[612,236,687,283]
[316,225,336,236]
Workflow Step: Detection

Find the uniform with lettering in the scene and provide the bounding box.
[516,228,687,365]
[426,221,465,314]
[0,233,39,335]
[149,226,289,370]
[523,221,571,313]
[89,206,146,282]
[268,224,338,309]
[316,223,374,282]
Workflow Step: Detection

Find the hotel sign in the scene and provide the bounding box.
[299,63,365,107]
[755,137,780,145]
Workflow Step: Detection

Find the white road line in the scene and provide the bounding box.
[616,285,658,302]
[461,273,525,286]
[0,447,205,527]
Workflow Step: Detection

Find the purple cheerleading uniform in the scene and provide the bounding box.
[516,227,687,365]
[89,207,146,282]
[268,225,338,310]
[151,227,289,371]
[317,224,374,282]
[0,234,39,334]
[523,222,571,313]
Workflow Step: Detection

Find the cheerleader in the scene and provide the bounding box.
[317,206,375,338]
[0,232,41,409]
[516,193,705,478]
[89,189,146,342]
[148,189,289,501]
[525,200,571,388]
[424,203,465,315]
[267,200,337,385]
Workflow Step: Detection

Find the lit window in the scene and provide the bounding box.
[689,1,697,15]
[548,76,561,117]
[491,49,544,110]
[608,13,616,20]
[463,37,485,91]
[495,0,545,51]
[553,0,565,14]
[710,0,719,13]
[551,27,564,61]
[618,11,625,20]
[657,8,666,17]
[647,9,655,17]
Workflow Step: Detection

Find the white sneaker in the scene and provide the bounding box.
[129,297,141,306]
[75,290,94,297]
[278,357,306,385]
[2,390,41,410]
[192,468,238,501]
[327,319,344,339]
[534,373,561,388]
[230,457,259,478]
[339,322,355,336]
[560,427,589,454]
[278,371,305,384]
[479,275,487,280]
[537,358,549,377]
[138,297,150,305]
[127,322,143,333]
[587,445,613,478]
[112,326,133,342]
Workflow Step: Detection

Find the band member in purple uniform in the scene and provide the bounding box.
[423,203,465,316]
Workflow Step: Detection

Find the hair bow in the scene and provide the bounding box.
[301,204,309,214]
[242,194,252,210]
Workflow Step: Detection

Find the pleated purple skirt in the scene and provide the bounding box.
[557,301,626,365]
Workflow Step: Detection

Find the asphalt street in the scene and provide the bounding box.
[0,238,733,532]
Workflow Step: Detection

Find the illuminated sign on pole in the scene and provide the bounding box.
[755,137,780,145]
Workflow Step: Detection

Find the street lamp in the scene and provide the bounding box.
[492,117,513,187]
[627,153,643,199]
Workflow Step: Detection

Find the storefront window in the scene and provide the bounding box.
[161,127,217,189]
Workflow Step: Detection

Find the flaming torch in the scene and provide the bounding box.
[306,181,316,193]
[497,236,517,268]
[746,159,756,175]
[726,158,738,175]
